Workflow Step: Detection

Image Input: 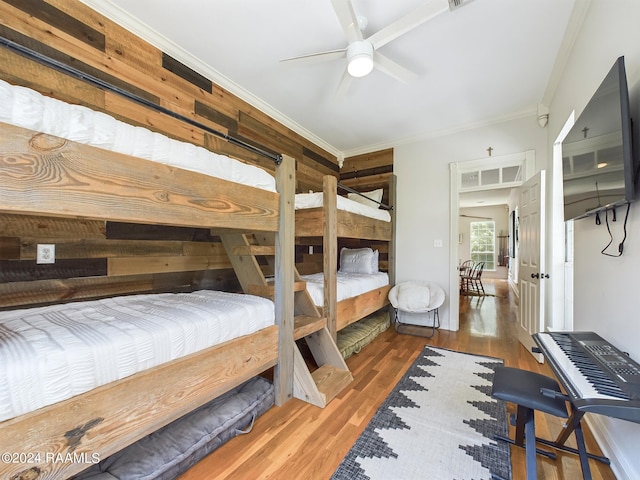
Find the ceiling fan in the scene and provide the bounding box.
[280,0,470,95]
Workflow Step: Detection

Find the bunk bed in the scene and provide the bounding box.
[294,174,395,341]
[0,78,295,480]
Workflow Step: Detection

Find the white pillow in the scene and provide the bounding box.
[396,282,432,312]
[340,247,375,274]
[371,249,379,272]
[347,188,383,209]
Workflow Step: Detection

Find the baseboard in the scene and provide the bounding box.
[508,277,519,298]
[585,415,638,480]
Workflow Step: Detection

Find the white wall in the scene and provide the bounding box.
[395,115,547,330]
[546,2,640,478]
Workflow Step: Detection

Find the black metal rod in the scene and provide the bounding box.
[0,35,282,165]
[337,182,393,211]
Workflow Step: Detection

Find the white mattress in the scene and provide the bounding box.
[0,290,274,422]
[0,79,276,191]
[295,192,391,222]
[301,271,389,307]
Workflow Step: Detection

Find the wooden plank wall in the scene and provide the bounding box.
[341,148,394,206]
[0,0,339,308]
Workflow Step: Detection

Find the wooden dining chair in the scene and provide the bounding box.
[461,261,485,296]
[459,260,474,293]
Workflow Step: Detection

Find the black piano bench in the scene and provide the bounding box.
[491,366,592,480]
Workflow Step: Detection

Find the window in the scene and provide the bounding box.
[470,221,495,270]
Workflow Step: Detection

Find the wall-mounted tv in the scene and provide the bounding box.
[562,56,635,221]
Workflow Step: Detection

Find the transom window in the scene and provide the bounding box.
[470,221,495,270]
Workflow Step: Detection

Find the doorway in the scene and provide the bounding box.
[449,151,535,331]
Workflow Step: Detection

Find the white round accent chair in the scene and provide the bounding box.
[388,281,446,338]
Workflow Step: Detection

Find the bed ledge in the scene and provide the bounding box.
[0,122,279,232]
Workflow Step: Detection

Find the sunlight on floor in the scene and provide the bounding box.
[461,279,511,338]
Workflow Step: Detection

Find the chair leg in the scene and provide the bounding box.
[514,405,527,446]
[477,278,485,295]
[427,308,439,338]
[394,308,438,338]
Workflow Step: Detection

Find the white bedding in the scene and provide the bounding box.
[301,271,390,307]
[0,290,274,422]
[295,192,391,222]
[0,79,276,191]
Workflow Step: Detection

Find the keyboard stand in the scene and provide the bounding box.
[546,408,611,466]
[495,388,611,480]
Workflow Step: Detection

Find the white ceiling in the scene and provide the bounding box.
[459,187,516,208]
[83,0,578,160]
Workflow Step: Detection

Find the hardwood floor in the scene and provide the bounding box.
[179,279,616,479]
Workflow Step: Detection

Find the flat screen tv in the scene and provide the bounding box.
[562,56,635,221]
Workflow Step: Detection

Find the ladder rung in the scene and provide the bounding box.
[248,280,307,297]
[312,365,353,404]
[294,315,326,340]
[231,245,276,256]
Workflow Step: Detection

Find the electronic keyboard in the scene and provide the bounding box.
[533,331,640,424]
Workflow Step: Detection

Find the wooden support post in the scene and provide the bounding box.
[323,175,338,340]
[388,173,397,286]
[274,154,295,405]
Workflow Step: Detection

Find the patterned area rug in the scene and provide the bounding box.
[332,346,512,480]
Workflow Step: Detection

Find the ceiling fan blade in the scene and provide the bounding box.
[373,52,418,84]
[367,0,450,50]
[335,67,354,98]
[280,48,346,66]
[331,0,363,43]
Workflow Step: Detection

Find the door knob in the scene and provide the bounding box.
[531,273,539,279]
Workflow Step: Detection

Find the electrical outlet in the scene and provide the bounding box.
[36,244,56,264]
[434,239,443,248]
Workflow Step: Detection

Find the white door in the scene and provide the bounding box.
[518,170,546,362]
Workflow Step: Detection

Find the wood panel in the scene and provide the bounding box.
[294,209,392,242]
[340,149,394,206]
[341,148,393,176]
[0,258,107,282]
[19,238,183,259]
[108,254,232,276]
[296,160,333,193]
[336,285,391,331]
[0,214,106,238]
[335,210,393,241]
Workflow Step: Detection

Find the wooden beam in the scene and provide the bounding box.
[0,122,279,232]
[336,285,391,331]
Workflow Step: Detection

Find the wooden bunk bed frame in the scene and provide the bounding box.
[0,121,295,480]
[295,174,396,339]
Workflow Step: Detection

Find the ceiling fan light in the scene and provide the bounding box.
[347,41,374,77]
[348,55,373,77]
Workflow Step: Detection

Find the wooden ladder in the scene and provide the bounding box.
[220,231,352,408]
